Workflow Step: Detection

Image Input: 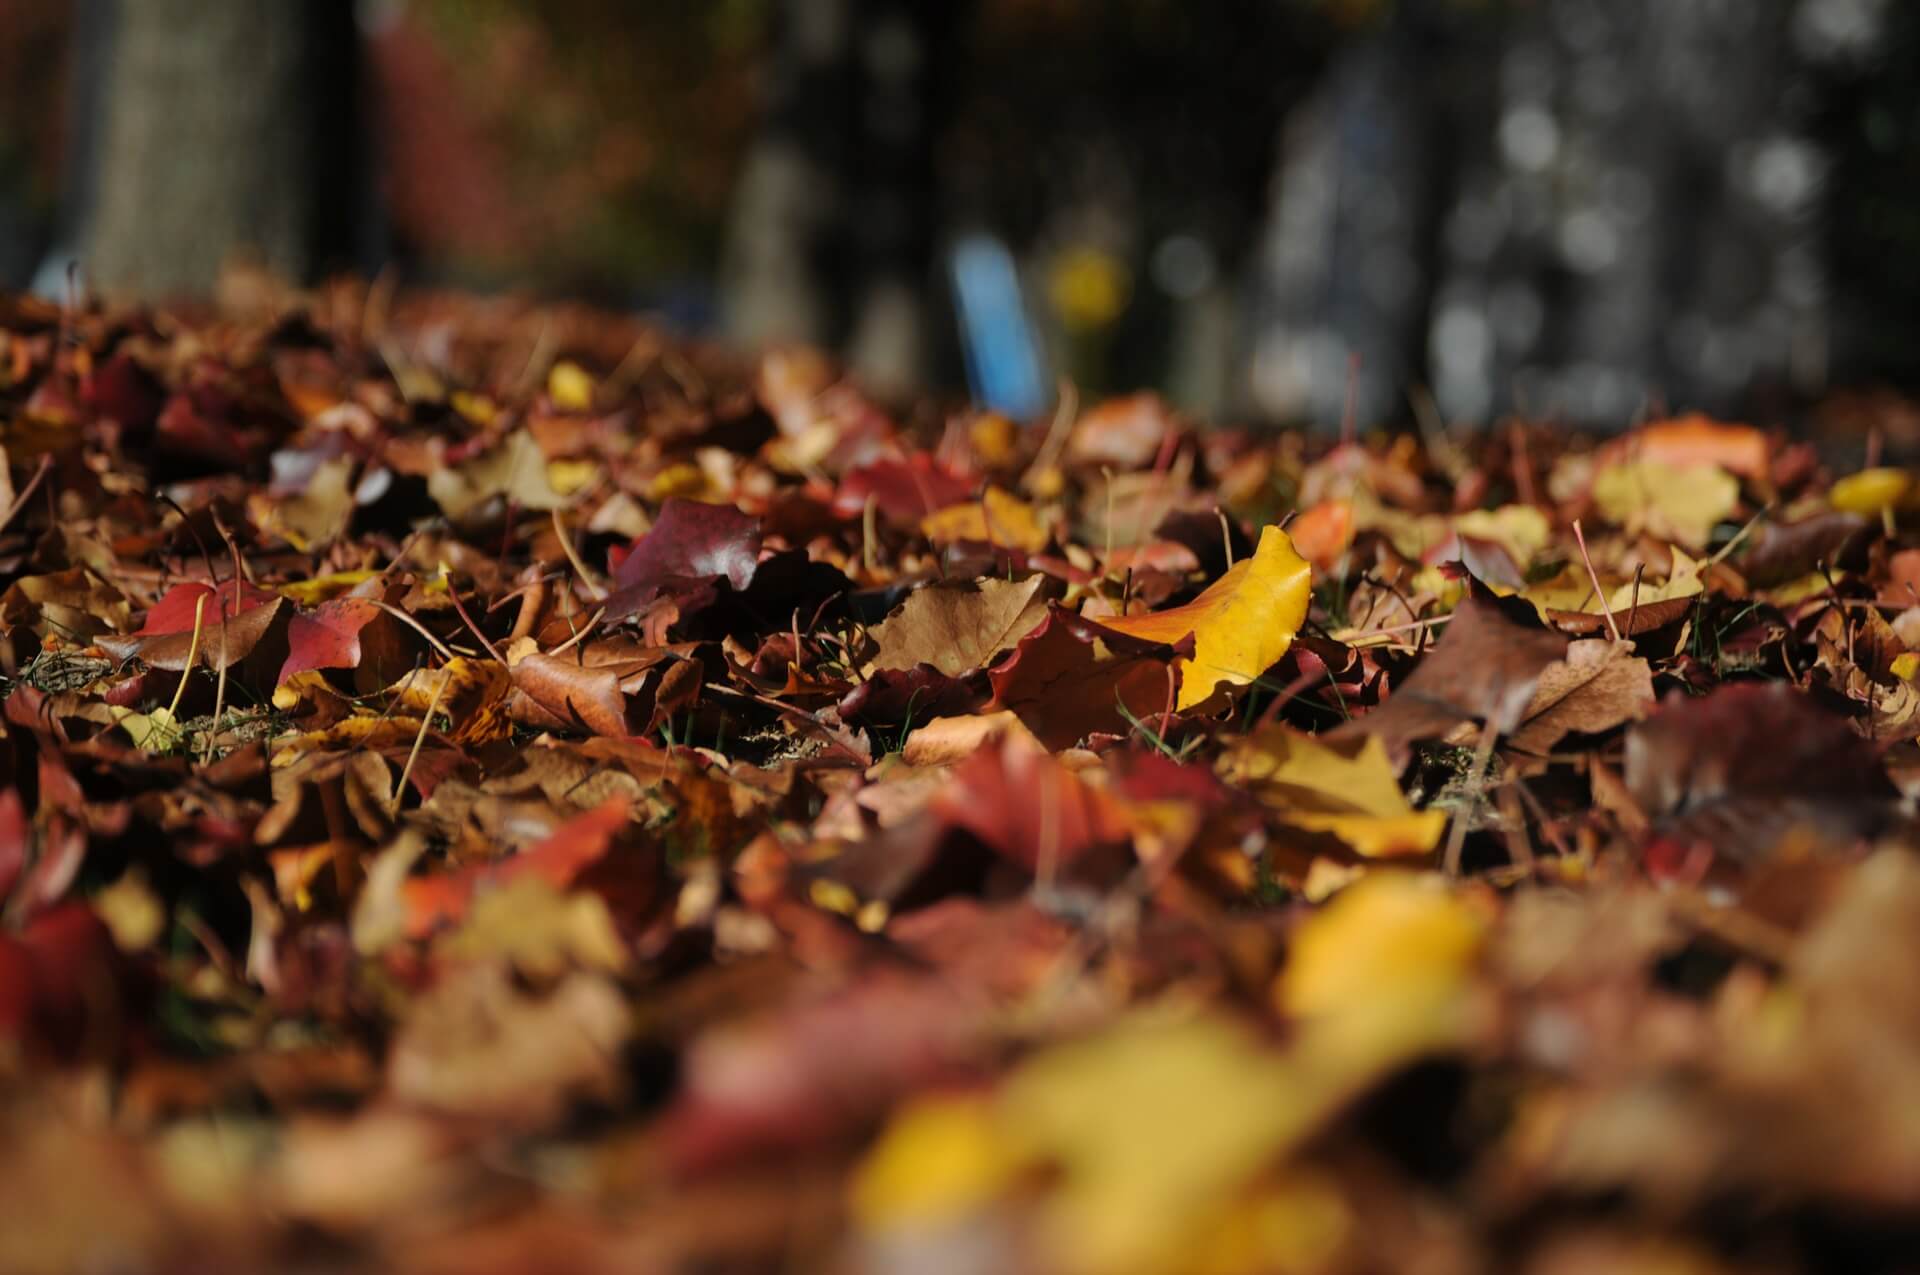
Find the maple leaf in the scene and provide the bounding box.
[866,575,1053,677]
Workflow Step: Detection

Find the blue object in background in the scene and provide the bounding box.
[948,231,1050,420]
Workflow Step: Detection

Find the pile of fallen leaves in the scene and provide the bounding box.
[4,285,1920,1274]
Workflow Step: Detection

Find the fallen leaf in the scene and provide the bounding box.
[98,580,286,672]
[1507,639,1655,754]
[427,430,566,521]
[1101,524,1312,709]
[867,575,1053,677]
[510,651,636,737]
[986,606,1174,749]
[1334,595,1569,767]
[1591,458,1740,548]
[1221,727,1447,859]
[603,497,762,622]
[1602,414,1770,479]
[833,454,977,525]
[920,486,1050,552]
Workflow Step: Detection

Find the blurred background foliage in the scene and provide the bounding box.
[0,0,1915,430]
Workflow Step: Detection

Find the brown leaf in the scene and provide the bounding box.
[866,575,1053,677]
[1627,683,1901,876]
[1334,595,1569,767]
[511,652,635,737]
[986,606,1174,750]
[1507,640,1656,754]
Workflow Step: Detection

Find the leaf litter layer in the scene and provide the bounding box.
[2,288,1920,1273]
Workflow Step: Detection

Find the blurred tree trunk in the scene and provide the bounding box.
[80,0,364,299]
[722,0,963,397]
[1249,0,1831,429]
[721,0,852,356]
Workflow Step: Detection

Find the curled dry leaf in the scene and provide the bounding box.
[510,651,635,737]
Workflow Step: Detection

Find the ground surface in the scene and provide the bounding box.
[3,284,1920,1274]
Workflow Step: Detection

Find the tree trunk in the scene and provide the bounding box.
[81,0,363,299]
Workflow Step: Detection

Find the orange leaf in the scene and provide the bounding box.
[1609,413,1769,480]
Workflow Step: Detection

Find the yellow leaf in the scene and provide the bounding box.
[1519,561,1605,623]
[1102,525,1312,709]
[1831,467,1913,516]
[997,1011,1307,1275]
[1278,872,1484,1067]
[392,656,514,745]
[547,360,595,412]
[857,939,1485,1275]
[1763,570,1841,607]
[1183,1172,1353,1275]
[1282,810,1448,858]
[1221,730,1411,820]
[919,487,1050,552]
[111,705,182,752]
[646,462,709,502]
[95,870,165,951]
[1606,546,1704,612]
[851,1093,1017,1230]
[436,877,628,980]
[278,570,380,607]
[969,412,1021,465]
[1591,459,1739,548]
[273,715,423,765]
[547,458,600,496]
[1454,504,1551,563]
[1221,729,1445,858]
[450,390,498,426]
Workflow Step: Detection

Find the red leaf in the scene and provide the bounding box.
[100,580,288,672]
[401,797,632,939]
[134,580,280,637]
[831,454,976,525]
[929,731,1133,873]
[0,787,24,904]
[604,499,762,622]
[281,596,378,682]
[986,606,1175,750]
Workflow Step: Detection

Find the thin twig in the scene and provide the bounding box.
[1332,612,1456,646]
[1023,376,1079,488]
[552,507,608,600]
[1571,519,1622,643]
[547,605,606,658]
[448,584,506,664]
[371,601,457,661]
[390,674,449,818]
[163,595,209,745]
[861,494,879,577]
[1706,502,1773,569]
[0,455,53,537]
